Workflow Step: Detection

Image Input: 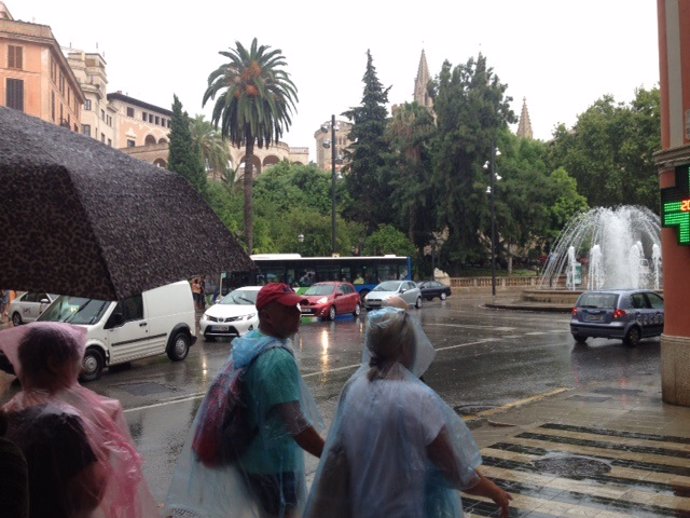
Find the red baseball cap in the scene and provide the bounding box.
[256,283,307,310]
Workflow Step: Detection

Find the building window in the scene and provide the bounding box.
[101,109,105,121]
[127,139,136,147]
[107,138,112,147]
[7,45,22,69]
[59,73,65,95]
[101,133,105,143]
[155,116,160,125]
[142,111,147,121]
[50,57,57,82]
[167,119,171,128]
[84,99,92,111]
[82,124,91,137]
[51,92,55,121]
[127,107,134,117]
[107,115,112,126]
[6,79,24,111]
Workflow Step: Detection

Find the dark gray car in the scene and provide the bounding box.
[570,289,664,346]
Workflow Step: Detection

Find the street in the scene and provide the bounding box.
[3,291,662,505]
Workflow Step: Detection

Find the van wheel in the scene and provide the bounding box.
[168,331,190,361]
[572,333,588,343]
[415,297,422,309]
[440,292,447,301]
[624,326,641,347]
[81,348,104,382]
[11,312,22,326]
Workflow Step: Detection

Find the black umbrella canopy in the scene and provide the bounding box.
[0,107,254,300]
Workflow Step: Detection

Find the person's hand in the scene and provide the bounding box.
[491,486,512,518]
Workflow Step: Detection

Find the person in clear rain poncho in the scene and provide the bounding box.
[165,283,324,518]
[0,322,159,518]
[304,297,512,518]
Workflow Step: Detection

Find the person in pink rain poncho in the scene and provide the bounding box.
[0,322,159,518]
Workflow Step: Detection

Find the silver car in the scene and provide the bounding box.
[9,291,58,326]
[570,289,664,346]
[364,280,422,310]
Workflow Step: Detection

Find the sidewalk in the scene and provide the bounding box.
[462,378,690,517]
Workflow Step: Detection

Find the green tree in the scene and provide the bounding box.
[189,115,230,182]
[342,50,393,231]
[430,54,515,271]
[363,224,416,256]
[386,102,436,250]
[203,38,298,253]
[168,95,206,195]
[547,87,661,212]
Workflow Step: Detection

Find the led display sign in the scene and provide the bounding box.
[661,164,690,245]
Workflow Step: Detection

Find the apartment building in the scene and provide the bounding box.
[0,2,83,129]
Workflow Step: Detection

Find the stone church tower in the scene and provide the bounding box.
[516,97,533,139]
[414,49,433,110]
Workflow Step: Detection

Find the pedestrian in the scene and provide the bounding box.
[165,282,325,518]
[304,297,512,518]
[0,322,159,518]
[0,371,28,518]
[192,277,203,311]
[0,289,8,323]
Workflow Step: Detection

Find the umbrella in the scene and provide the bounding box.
[0,107,254,300]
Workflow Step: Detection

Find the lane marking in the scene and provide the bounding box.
[424,323,516,331]
[464,388,571,421]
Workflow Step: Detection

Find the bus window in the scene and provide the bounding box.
[378,264,398,281]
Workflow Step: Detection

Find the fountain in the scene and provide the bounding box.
[538,206,662,291]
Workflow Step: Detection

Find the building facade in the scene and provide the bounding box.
[0,2,83,130]
[313,119,353,172]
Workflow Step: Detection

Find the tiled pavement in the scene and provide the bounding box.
[464,380,690,517]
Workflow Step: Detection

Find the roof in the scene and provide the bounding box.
[107,92,173,117]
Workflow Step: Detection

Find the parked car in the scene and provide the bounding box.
[570,289,664,346]
[364,280,422,310]
[34,280,196,381]
[300,281,361,320]
[417,280,451,301]
[200,286,261,341]
[9,291,58,326]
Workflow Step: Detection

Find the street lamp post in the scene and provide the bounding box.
[330,114,337,256]
[484,143,500,296]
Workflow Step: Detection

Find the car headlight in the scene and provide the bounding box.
[317,297,328,304]
[243,313,257,321]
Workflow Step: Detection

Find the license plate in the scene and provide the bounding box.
[586,314,603,322]
[215,325,229,332]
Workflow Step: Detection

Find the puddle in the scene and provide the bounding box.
[533,452,612,477]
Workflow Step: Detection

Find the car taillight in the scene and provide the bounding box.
[613,309,626,319]
[571,307,578,316]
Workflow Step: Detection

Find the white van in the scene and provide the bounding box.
[38,281,197,381]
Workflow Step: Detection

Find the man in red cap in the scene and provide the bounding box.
[235,283,324,517]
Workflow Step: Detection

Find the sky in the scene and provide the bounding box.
[10,1,660,161]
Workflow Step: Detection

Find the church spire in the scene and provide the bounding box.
[516,97,533,139]
[414,49,433,110]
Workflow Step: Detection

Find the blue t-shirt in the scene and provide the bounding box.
[240,344,302,474]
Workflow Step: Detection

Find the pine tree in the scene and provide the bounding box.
[342,50,392,232]
[168,95,207,195]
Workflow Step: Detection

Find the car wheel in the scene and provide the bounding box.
[11,312,22,326]
[624,326,641,347]
[415,297,422,309]
[572,333,588,343]
[426,297,433,301]
[328,306,337,321]
[353,303,361,317]
[440,292,447,301]
[168,331,191,361]
[80,348,104,382]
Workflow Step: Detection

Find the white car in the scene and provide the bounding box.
[364,280,422,310]
[9,291,58,326]
[200,286,261,340]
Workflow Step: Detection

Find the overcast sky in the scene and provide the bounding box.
[12,1,660,160]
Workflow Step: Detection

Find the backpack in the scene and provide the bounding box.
[191,345,288,467]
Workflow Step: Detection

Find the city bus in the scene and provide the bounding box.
[220,254,414,299]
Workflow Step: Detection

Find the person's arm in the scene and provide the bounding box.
[275,401,324,458]
[427,426,511,518]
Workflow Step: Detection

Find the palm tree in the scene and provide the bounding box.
[189,115,230,182]
[203,38,298,254]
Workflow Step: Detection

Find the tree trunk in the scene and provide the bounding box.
[244,130,254,255]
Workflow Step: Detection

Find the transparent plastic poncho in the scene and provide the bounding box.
[305,307,482,518]
[0,322,159,518]
[164,329,322,518]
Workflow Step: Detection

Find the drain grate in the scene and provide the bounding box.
[533,454,612,477]
[592,387,644,396]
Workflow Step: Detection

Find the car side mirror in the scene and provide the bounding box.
[334,293,342,298]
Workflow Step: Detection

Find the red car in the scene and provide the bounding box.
[300,281,361,320]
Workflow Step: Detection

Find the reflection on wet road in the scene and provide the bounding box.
[93,293,663,506]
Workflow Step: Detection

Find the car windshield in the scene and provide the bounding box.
[304,285,335,296]
[221,289,258,305]
[577,292,619,309]
[373,281,401,292]
[38,296,110,325]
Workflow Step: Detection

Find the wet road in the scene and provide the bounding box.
[13,292,664,504]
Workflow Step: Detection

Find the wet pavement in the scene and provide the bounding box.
[4,289,689,516]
